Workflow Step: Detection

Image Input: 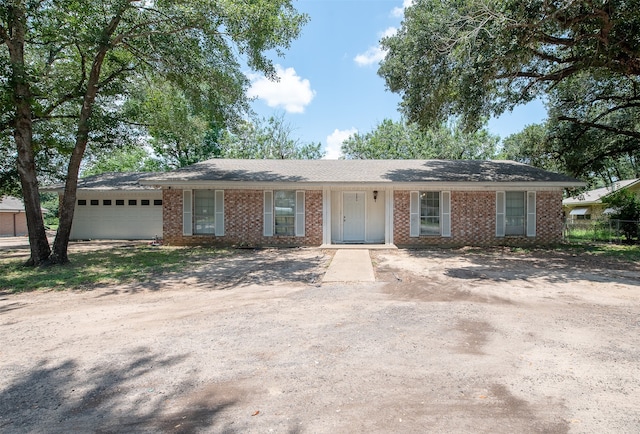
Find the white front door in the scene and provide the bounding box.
[343,191,365,242]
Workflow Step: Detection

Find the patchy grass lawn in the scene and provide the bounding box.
[558,242,640,261]
[443,243,640,262]
[1,242,637,294]
[0,246,229,293]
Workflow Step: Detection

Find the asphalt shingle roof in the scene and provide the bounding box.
[42,172,163,191]
[0,196,25,212]
[143,159,583,185]
[563,179,640,205]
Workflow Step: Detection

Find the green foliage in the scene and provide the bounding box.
[341,118,498,160]
[124,80,229,168]
[501,120,638,185]
[39,192,59,229]
[603,190,640,242]
[546,72,640,179]
[82,146,162,176]
[1,0,308,262]
[380,0,640,175]
[0,246,229,293]
[218,113,324,160]
[499,124,564,172]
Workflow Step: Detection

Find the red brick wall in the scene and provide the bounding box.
[393,190,564,247]
[163,189,323,247]
[0,212,28,237]
[164,188,564,247]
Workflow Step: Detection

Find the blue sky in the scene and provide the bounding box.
[248,0,547,159]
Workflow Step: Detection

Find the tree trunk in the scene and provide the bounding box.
[51,12,122,263]
[51,54,107,263]
[6,3,51,266]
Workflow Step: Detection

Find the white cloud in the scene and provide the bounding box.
[324,128,357,160]
[354,27,397,67]
[391,0,414,18]
[248,65,315,113]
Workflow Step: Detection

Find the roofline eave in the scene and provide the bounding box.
[140,180,586,190]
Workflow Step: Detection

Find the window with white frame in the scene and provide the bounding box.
[496,191,536,237]
[193,190,216,234]
[420,191,440,235]
[183,189,224,236]
[505,191,526,235]
[264,190,305,237]
[410,191,451,238]
[274,190,296,236]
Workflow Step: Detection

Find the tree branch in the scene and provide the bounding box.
[557,116,640,140]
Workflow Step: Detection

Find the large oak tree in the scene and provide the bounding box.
[379,0,640,177]
[1,0,307,265]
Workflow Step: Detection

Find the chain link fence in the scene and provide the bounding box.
[564,219,640,244]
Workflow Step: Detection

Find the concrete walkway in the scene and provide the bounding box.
[322,249,375,283]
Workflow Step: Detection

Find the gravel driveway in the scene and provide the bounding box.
[1,246,639,433]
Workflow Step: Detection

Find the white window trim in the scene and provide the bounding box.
[295,190,305,237]
[264,190,274,237]
[497,191,536,237]
[411,191,450,237]
[183,190,193,236]
[527,191,536,237]
[409,191,420,237]
[441,191,451,237]
[188,189,225,237]
[214,190,225,236]
[496,191,506,237]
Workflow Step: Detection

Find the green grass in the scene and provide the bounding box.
[0,246,229,293]
[457,242,640,262]
[556,242,640,262]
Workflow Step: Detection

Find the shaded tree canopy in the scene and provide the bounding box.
[379,0,640,177]
[82,146,161,177]
[124,79,227,169]
[341,118,498,160]
[1,0,307,264]
[218,113,324,160]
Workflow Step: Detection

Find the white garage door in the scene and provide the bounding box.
[71,194,163,240]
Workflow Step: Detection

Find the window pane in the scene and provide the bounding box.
[274,190,295,236]
[141,199,150,206]
[128,199,137,206]
[420,192,440,235]
[194,190,215,235]
[505,191,525,235]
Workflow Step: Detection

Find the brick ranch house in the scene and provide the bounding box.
[135,159,584,247]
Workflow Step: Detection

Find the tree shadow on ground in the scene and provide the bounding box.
[0,347,240,433]
[402,247,640,287]
[94,248,332,296]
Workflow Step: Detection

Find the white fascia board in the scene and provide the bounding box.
[143,180,584,191]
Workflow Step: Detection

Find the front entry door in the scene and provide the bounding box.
[343,191,365,242]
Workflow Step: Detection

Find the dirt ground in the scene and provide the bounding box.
[1,244,639,433]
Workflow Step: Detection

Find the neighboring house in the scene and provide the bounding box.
[139,159,584,247]
[43,172,164,240]
[563,179,640,222]
[0,196,30,237]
